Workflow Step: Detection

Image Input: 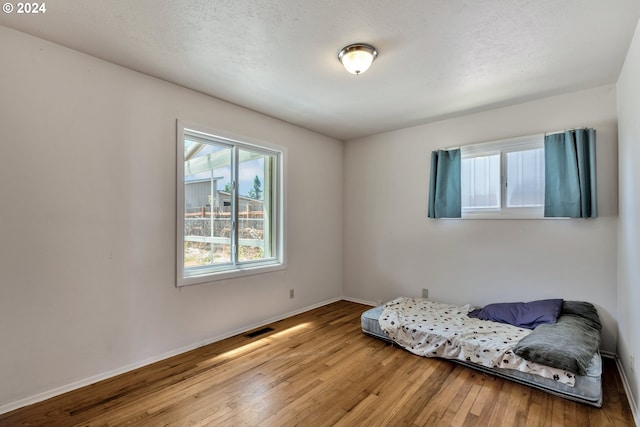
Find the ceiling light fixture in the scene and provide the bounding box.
[338,43,378,75]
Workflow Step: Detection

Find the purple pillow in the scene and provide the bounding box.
[468,299,563,329]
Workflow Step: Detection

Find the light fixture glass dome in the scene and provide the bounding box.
[338,43,378,75]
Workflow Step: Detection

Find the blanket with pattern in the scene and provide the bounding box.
[379,297,576,386]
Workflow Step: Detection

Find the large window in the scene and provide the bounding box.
[461,135,544,218]
[177,122,285,286]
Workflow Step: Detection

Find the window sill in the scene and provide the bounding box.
[177,261,286,287]
[461,208,553,220]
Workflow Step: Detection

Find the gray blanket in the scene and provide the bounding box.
[513,301,601,376]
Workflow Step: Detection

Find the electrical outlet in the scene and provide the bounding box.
[289,289,294,299]
[422,288,428,299]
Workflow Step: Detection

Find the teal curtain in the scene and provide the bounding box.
[428,149,461,218]
[544,129,597,218]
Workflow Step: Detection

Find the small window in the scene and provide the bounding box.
[461,135,544,219]
[177,122,285,286]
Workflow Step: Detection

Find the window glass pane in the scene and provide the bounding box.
[237,149,275,262]
[183,139,232,268]
[461,154,500,209]
[506,149,544,208]
[179,124,285,286]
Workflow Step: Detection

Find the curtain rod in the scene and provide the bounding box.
[443,127,592,151]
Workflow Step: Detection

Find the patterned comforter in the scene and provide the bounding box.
[379,297,576,386]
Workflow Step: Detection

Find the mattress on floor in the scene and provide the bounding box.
[361,305,603,407]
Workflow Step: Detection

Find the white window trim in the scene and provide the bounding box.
[461,134,545,220]
[176,120,287,286]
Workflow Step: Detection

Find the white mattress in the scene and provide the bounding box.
[361,304,603,407]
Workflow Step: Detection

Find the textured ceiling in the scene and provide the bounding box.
[1,0,639,140]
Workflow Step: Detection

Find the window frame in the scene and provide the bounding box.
[176,121,286,286]
[461,134,545,219]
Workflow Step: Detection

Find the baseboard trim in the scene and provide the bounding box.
[341,296,378,306]
[0,296,343,416]
[612,353,639,427]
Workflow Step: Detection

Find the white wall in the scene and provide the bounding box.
[0,26,343,409]
[344,86,619,353]
[617,17,640,413]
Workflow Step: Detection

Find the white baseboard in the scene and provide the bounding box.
[0,296,343,416]
[341,296,378,306]
[611,353,639,427]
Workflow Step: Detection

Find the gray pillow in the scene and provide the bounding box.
[513,313,600,375]
[561,300,601,331]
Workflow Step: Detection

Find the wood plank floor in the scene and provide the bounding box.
[0,300,634,426]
